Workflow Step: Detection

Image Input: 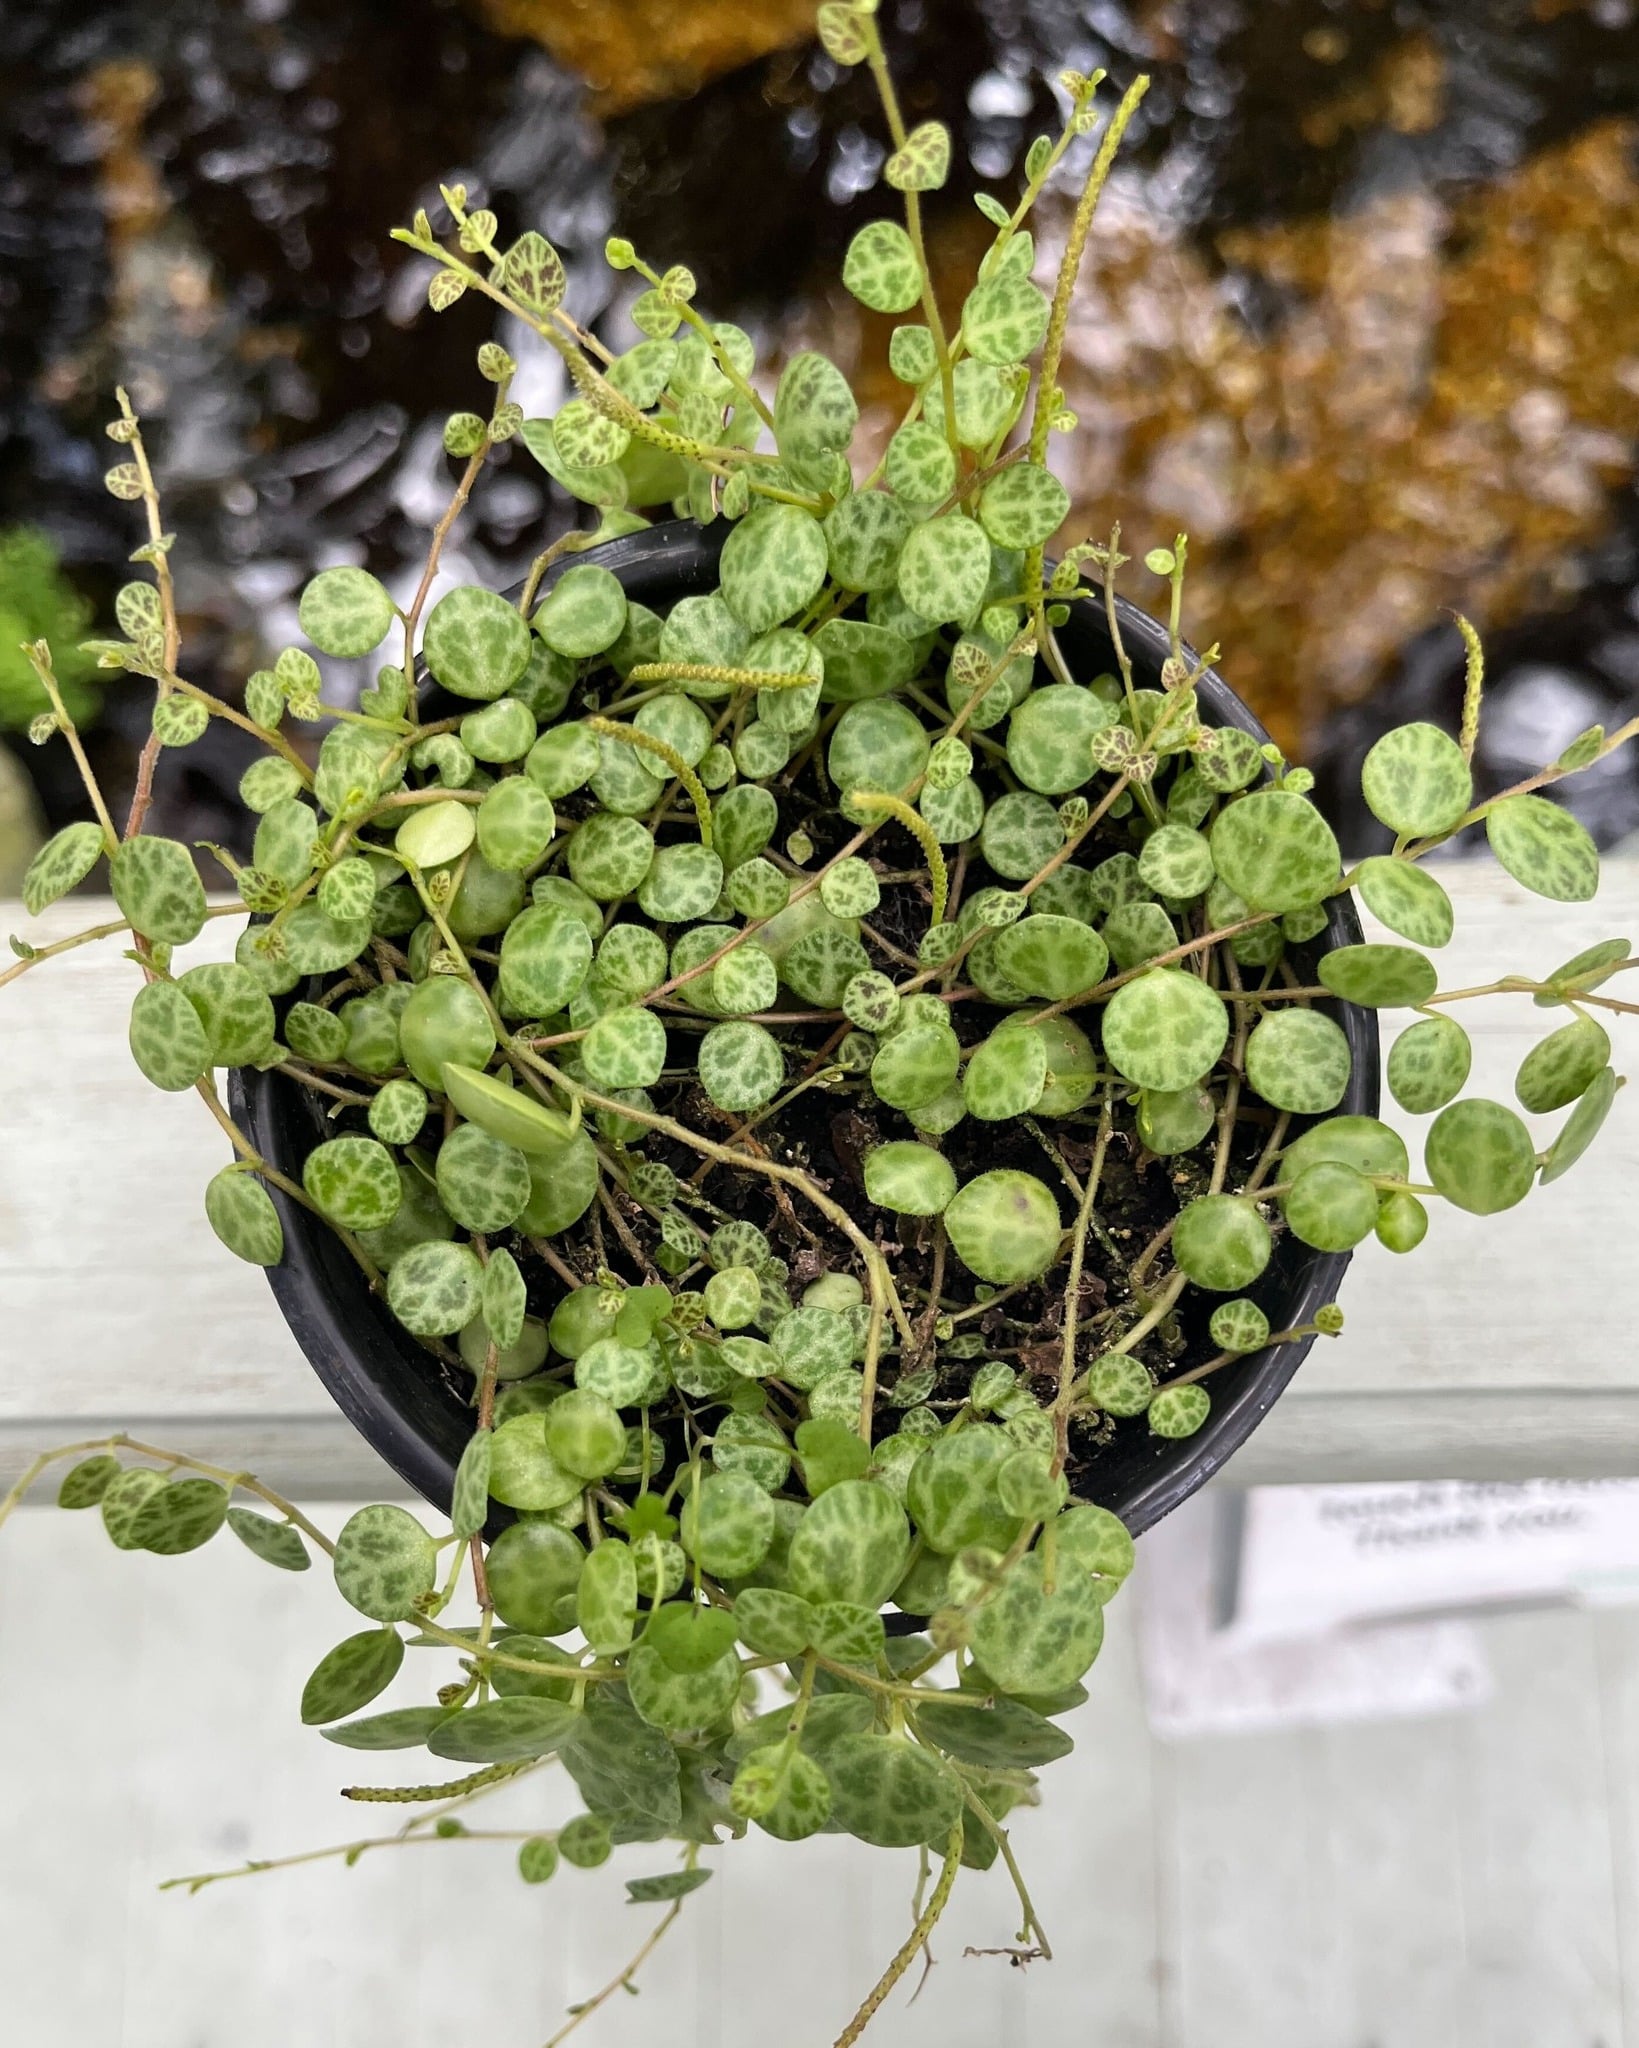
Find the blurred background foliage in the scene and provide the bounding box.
[3,0,1638,885]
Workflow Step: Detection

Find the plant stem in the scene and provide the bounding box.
[1051,1092,1113,1476]
[543,1897,690,2048]
[1023,78,1150,608]
[858,23,959,460]
[833,1822,965,2048]
[0,901,243,992]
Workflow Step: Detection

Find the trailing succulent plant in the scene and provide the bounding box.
[5,8,1637,2042]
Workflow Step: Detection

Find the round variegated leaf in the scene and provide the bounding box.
[110,835,207,945]
[885,119,951,192]
[386,1240,484,1336]
[825,490,914,593]
[1540,1067,1621,1184]
[204,1166,284,1266]
[1284,1162,1379,1250]
[1317,943,1438,1008]
[1244,1008,1352,1114]
[699,1020,784,1111]
[896,512,991,626]
[333,1504,437,1622]
[681,1472,776,1577]
[299,567,395,657]
[1209,791,1340,914]
[1425,1098,1537,1214]
[576,1541,638,1655]
[1356,856,1454,948]
[773,352,858,464]
[422,585,531,701]
[863,1141,956,1216]
[1101,969,1228,1091]
[1516,1016,1610,1115]
[128,980,210,1092]
[969,1551,1105,1695]
[1360,723,1472,837]
[886,422,956,510]
[962,1023,1047,1121]
[1386,1013,1471,1114]
[300,1627,404,1726]
[1172,1194,1271,1291]
[842,218,922,311]
[23,821,105,915]
[1485,794,1599,903]
[583,1005,668,1090]
[978,461,1068,547]
[943,1170,1062,1284]
[789,1480,910,1608]
[961,271,1050,365]
[1005,683,1109,795]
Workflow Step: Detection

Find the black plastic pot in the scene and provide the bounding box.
[231,520,1376,1536]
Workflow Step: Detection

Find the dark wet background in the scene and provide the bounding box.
[3,0,1638,871]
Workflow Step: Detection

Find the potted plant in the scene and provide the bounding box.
[3,9,1634,2041]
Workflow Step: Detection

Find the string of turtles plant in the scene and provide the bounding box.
[5,5,1638,2041]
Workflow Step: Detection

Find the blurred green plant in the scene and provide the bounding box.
[0,526,98,730]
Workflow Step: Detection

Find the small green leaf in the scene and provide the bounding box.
[1486,795,1599,903]
[1516,1017,1610,1115]
[626,1867,714,1903]
[680,1473,777,1578]
[960,271,1050,365]
[1541,1068,1622,1184]
[969,1551,1105,1694]
[1209,791,1340,914]
[645,1602,740,1673]
[299,567,396,657]
[128,979,210,1092]
[332,1504,438,1622]
[1425,1098,1537,1214]
[842,218,923,312]
[885,119,952,193]
[534,564,628,658]
[1172,1195,1272,1291]
[962,1023,1047,1121]
[422,586,531,702]
[23,821,105,915]
[226,1506,310,1571]
[321,1707,452,1751]
[1284,1163,1379,1251]
[863,1141,957,1216]
[1386,1014,1471,1114]
[1317,943,1439,1008]
[428,1697,582,1763]
[698,1020,785,1111]
[300,1627,404,1725]
[896,513,991,626]
[943,1170,1062,1284]
[1101,969,1229,1092]
[1356,857,1454,948]
[110,836,208,945]
[577,1541,639,1655]
[1360,723,1472,837]
[57,1455,120,1510]
[1244,1008,1352,1114]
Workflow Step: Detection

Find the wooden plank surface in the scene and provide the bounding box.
[2,856,1636,1492]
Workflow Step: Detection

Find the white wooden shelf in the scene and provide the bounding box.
[2,857,1636,1497]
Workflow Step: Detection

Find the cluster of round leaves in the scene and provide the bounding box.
[31,515,1625,1456]
[49,1317,1138,1878]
